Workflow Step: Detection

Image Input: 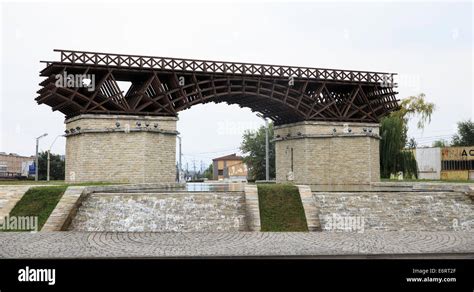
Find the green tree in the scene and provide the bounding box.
[432,139,449,147]
[451,120,474,146]
[240,123,275,180]
[203,164,213,180]
[380,93,435,179]
[37,151,65,180]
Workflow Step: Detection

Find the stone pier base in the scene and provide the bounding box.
[64,114,177,183]
[275,121,380,185]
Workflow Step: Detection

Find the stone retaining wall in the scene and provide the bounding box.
[313,191,474,232]
[42,183,184,231]
[68,192,247,232]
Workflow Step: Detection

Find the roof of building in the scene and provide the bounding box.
[212,153,244,161]
[0,152,34,158]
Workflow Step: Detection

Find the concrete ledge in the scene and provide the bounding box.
[308,182,474,193]
[65,114,179,123]
[82,183,184,193]
[296,185,321,231]
[42,186,86,231]
[371,181,474,193]
[244,185,261,231]
[274,121,380,129]
[65,128,178,137]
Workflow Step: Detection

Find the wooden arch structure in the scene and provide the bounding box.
[37,50,399,125]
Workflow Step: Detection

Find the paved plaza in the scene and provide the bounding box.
[0,231,473,259]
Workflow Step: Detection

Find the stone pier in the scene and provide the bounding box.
[64,114,177,183]
[275,121,380,185]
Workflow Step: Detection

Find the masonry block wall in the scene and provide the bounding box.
[65,114,177,183]
[313,191,474,231]
[275,121,380,185]
[68,192,247,232]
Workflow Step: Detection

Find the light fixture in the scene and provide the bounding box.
[115,122,120,128]
[136,121,141,127]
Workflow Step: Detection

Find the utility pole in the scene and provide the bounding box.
[257,113,270,181]
[265,118,269,181]
[192,160,196,179]
[186,162,189,180]
[35,133,48,181]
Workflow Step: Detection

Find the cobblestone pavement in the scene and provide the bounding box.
[0,231,473,258]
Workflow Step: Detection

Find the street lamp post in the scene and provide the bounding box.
[257,114,270,181]
[35,133,48,181]
[47,135,64,181]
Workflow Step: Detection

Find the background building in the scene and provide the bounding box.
[212,153,247,181]
[414,146,474,181]
[0,152,34,178]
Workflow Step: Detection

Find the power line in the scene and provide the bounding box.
[186,147,240,155]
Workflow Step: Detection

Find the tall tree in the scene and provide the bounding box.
[380,93,435,178]
[432,140,449,147]
[240,123,275,180]
[451,120,474,146]
[203,164,213,180]
[37,151,65,180]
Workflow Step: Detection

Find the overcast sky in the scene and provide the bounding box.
[1,1,472,170]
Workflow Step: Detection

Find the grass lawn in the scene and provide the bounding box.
[7,185,68,231]
[257,184,308,232]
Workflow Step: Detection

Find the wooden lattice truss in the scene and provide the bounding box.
[37,50,399,125]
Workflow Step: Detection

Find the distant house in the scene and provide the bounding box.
[212,153,247,181]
